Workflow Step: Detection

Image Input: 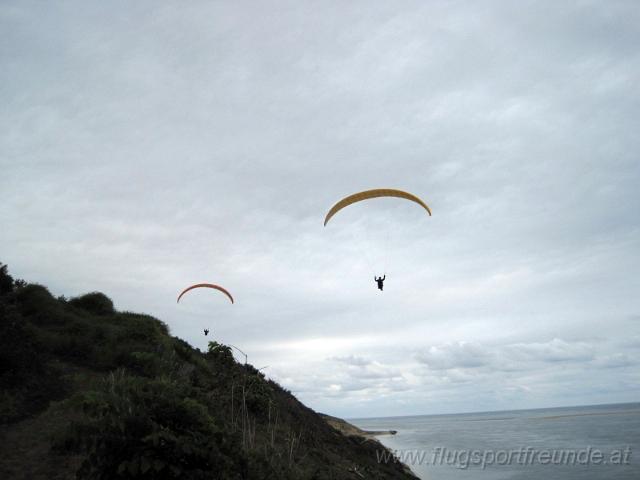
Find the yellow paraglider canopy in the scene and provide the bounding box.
[323,188,431,226]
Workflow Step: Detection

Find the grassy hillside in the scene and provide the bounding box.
[0,263,416,479]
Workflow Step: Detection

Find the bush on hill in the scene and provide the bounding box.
[69,292,115,316]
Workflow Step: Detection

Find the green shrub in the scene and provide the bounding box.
[15,284,61,321]
[206,341,235,366]
[49,332,93,361]
[0,390,22,422]
[0,302,42,386]
[56,370,246,479]
[123,352,164,378]
[69,292,115,316]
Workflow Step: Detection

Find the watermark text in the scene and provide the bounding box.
[376,446,633,469]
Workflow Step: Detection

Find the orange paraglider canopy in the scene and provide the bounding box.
[177,283,234,304]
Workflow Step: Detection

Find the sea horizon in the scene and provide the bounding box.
[348,400,640,422]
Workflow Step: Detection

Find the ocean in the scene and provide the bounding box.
[350,403,640,479]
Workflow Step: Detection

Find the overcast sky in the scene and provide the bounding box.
[1,1,639,418]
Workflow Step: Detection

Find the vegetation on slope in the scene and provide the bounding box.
[0,263,416,479]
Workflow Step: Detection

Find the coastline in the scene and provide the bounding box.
[319,414,418,479]
[320,413,398,438]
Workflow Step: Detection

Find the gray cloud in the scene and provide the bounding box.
[329,355,372,367]
[415,342,493,370]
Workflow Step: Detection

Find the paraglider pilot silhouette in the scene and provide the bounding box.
[323,189,431,294]
[204,329,209,336]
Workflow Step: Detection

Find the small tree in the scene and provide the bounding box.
[0,263,14,295]
[207,341,235,366]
